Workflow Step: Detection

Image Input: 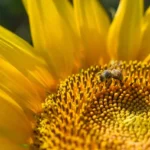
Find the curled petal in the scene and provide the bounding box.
[138,7,150,60]
[74,0,110,66]
[107,0,143,60]
[52,0,77,33]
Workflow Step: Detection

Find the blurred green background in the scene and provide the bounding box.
[0,0,150,43]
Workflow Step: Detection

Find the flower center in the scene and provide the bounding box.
[31,61,150,150]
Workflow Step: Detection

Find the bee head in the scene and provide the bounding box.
[100,70,112,82]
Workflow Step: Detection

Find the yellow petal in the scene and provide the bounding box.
[0,26,57,93]
[51,1,82,71]
[0,58,42,116]
[52,0,77,33]
[107,0,143,60]
[28,66,58,92]
[24,0,79,78]
[144,54,150,63]
[138,7,150,60]
[0,138,28,150]
[22,0,46,52]
[74,0,110,66]
[0,90,32,144]
[0,26,45,74]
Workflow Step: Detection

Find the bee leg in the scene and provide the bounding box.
[105,79,112,88]
[119,80,124,86]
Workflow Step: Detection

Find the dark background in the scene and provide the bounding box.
[0,0,150,43]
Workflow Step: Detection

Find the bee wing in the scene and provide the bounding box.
[109,61,120,70]
[110,61,123,69]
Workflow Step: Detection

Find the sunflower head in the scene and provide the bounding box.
[31,60,150,150]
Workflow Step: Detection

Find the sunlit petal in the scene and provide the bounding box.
[138,7,150,60]
[0,90,32,144]
[0,58,42,116]
[107,0,143,60]
[0,26,57,92]
[0,26,45,74]
[74,0,110,66]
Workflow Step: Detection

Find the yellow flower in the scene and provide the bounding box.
[0,0,149,149]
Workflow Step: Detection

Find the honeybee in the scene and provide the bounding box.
[97,61,123,82]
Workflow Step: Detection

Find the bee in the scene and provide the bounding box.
[97,61,123,82]
[111,69,123,81]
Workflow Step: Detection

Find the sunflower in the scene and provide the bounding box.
[0,0,150,150]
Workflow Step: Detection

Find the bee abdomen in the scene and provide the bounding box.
[111,69,123,81]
